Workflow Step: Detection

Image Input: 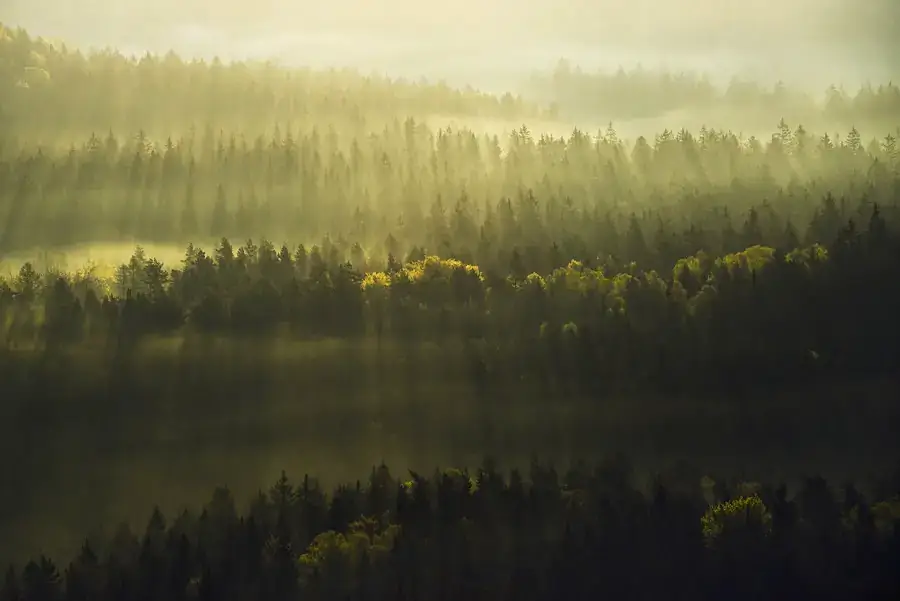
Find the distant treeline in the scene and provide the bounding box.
[0,22,544,143]
[530,59,900,127]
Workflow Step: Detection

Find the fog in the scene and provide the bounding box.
[1,0,899,573]
[2,0,898,91]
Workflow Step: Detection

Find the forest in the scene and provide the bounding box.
[530,59,900,130]
[1,19,899,600]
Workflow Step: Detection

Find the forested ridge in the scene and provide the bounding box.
[0,22,544,143]
[1,21,899,601]
[532,59,900,128]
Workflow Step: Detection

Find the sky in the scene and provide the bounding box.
[1,0,898,90]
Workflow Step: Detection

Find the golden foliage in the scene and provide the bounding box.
[701,495,772,547]
[521,272,547,290]
[786,244,829,267]
[715,245,776,275]
[360,256,483,296]
[360,271,391,291]
[672,250,711,281]
[400,255,484,284]
[298,521,401,590]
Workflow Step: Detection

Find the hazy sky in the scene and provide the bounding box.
[2,0,898,89]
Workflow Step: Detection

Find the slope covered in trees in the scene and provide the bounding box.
[0,22,544,144]
[529,60,900,129]
[2,116,898,253]
[0,21,899,599]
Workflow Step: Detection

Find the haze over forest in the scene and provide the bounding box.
[0,3,899,599]
[3,0,900,88]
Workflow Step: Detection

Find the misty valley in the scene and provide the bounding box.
[0,16,899,601]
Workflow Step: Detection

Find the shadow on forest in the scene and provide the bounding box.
[1,335,897,564]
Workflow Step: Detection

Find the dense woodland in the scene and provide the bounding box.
[1,21,900,600]
[2,462,900,601]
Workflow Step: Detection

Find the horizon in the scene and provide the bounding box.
[2,0,898,93]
